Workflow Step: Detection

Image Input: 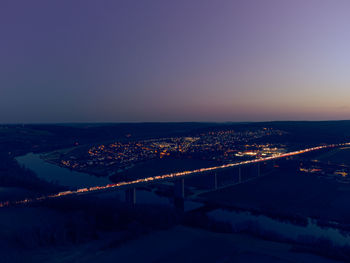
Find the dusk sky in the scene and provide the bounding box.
[1,0,350,123]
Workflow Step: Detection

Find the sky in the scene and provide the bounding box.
[1,0,350,123]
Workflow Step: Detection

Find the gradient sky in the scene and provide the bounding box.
[1,0,350,123]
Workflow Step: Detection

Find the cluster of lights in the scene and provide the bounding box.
[1,143,348,208]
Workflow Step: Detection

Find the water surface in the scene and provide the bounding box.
[16,153,111,189]
[208,208,350,247]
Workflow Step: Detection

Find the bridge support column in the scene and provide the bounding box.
[238,167,242,183]
[125,188,136,206]
[211,172,218,190]
[174,179,185,199]
[174,179,185,213]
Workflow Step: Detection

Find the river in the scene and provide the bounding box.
[16,152,111,189]
[208,208,350,247]
[15,153,350,247]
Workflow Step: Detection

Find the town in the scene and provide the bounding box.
[54,128,288,177]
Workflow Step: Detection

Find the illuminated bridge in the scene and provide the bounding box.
[1,143,349,209]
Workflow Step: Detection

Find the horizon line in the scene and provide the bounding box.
[2,119,350,125]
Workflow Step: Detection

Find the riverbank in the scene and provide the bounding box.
[28,225,343,263]
[16,153,111,189]
[198,168,350,225]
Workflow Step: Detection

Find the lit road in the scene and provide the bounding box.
[1,142,349,208]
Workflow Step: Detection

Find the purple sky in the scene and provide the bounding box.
[1,0,350,123]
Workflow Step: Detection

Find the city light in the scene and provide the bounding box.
[1,142,348,208]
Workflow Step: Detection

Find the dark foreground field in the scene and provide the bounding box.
[199,168,350,224]
[316,147,350,165]
[31,226,341,263]
[0,205,341,263]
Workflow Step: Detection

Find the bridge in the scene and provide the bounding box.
[1,143,348,209]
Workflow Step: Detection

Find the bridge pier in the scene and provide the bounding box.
[125,188,136,206]
[210,172,218,190]
[174,179,185,213]
[174,179,185,199]
[238,166,242,183]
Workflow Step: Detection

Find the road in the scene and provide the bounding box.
[1,142,349,208]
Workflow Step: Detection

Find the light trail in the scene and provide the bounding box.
[1,142,349,208]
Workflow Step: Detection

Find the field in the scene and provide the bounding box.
[315,147,350,165]
[198,167,350,224]
[16,225,341,263]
